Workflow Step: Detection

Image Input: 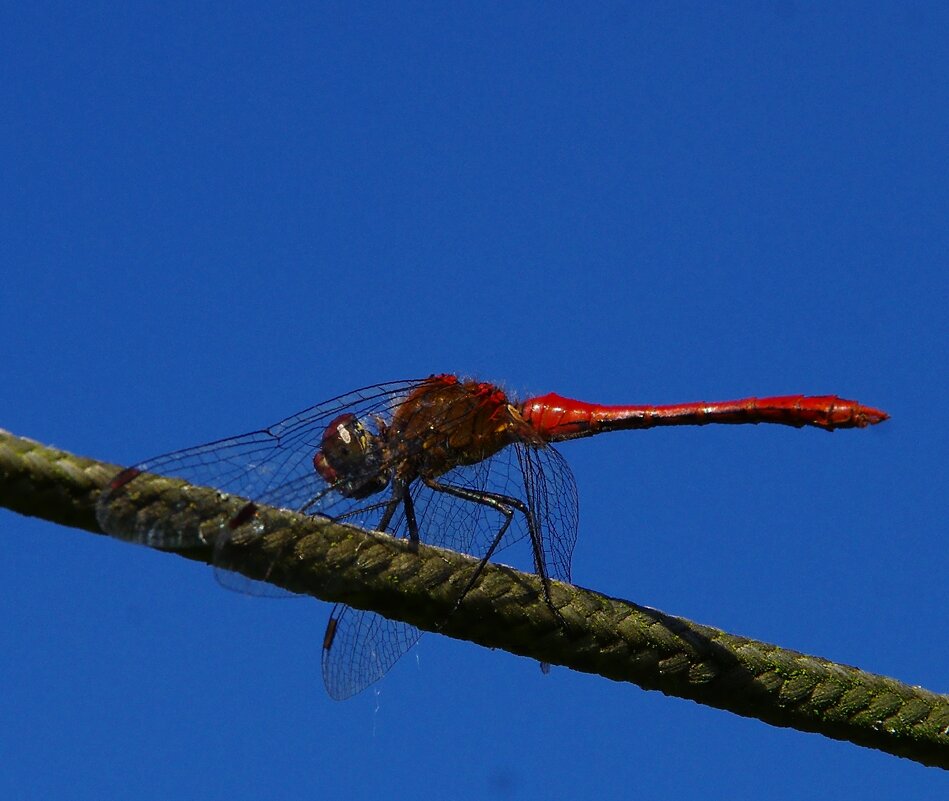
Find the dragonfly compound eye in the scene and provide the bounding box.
[313,413,389,499]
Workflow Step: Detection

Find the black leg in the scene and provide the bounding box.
[402,488,420,544]
[374,482,405,533]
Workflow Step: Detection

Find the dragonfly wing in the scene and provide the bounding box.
[514,442,579,584]
[95,379,428,547]
[96,380,429,596]
[321,604,423,700]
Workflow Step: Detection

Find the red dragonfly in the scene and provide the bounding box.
[96,374,888,699]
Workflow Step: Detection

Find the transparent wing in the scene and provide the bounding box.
[95,378,428,546]
[96,379,429,596]
[321,605,423,701]
[321,440,579,698]
[515,442,579,584]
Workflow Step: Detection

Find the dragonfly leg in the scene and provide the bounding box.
[331,479,420,545]
[402,489,420,545]
[376,487,404,532]
[374,479,413,539]
[307,485,419,544]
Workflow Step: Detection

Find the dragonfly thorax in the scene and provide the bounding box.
[313,413,391,499]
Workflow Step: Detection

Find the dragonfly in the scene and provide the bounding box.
[96,373,888,699]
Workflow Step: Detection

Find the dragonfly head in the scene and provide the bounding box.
[313,413,390,499]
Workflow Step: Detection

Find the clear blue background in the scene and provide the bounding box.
[2,3,946,798]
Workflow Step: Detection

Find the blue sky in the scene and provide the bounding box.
[2,2,947,798]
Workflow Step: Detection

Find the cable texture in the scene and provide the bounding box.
[1,428,947,768]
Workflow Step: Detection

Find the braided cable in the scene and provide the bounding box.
[1,428,946,768]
